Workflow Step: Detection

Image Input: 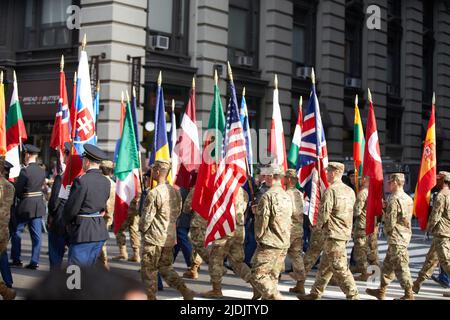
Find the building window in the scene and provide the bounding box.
[292,0,316,74]
[147,0,189,56]
[228,0,259,69]
[386,109,403,145]
[24,0,74,49]
[422,0,434,107]
[387,0,402,97]
[344,1,364,80]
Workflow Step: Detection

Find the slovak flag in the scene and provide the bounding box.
[59,49,97,199]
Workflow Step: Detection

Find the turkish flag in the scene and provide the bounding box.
[363,93,384,235]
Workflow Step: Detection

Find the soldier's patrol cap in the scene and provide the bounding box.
[82,144,108,162]
[285,169,298,179]
[100,160,114,169]
[438,171,450,183]
[327,162,345,173]
[4,160,13,170]
[258,164,270,175]
[24,144,40,154]
[388,173,405,183]
[267,164,285,176]
[152,159,171,170]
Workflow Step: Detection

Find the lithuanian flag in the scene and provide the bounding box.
[353,95,365,193]
[414,93,437,231]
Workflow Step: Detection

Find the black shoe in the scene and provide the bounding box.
[431,275,450,288]
[25,264,39,270]
[9,261,23,267]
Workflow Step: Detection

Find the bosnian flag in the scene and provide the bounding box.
[59,49,97,199]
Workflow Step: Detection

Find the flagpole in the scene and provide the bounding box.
[354,94,359,194]
[131,87,145,194]
[311,68,321,198]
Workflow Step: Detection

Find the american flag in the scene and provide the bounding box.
[297,82,329,225]
[204,78,247,247]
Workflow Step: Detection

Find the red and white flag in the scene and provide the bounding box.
[363,89,384,235]
[269,75,287,174]
[173,78,200,189]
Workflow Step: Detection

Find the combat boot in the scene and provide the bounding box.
[366,286,387,300]
[443,292,450,298]
[297,292,320,300]
[128,248,141,263]
[0,283,16,300]
[183,264,200,279]
[354,272,371,282]
[412,277,425,294]
[200,282,223,298]
[179,285,196,300]
[289,281,305,295]
[395,288,414,300]
[112,246,128,261]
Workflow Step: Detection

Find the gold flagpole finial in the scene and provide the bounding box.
[368,88,373,103]
[227,61,234,82]
[355,94,359,106]
[125,90,130,103]
[192,76,195,89]
[60,55,65,71]
[242,87,246,97]
[74,72,77,83]
[432,92,436,105]
[97,80,100,92]
[299,96,303,109]
[13,70,17,82]
[214,69,218,86]
[274,74,278,90]
[133,86,137,98]
[81,34,87,50]
[172,99,175,112]
[0,71,3,84]
[311,68,316,85]
[121,91,124,104]
[157,71,162,87]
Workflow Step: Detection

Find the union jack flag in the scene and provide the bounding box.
[204,78,247,246]
[297,83,329,225]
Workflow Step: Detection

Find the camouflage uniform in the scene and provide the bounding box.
[98,175,115,267]
[367,224,380,266]
[0,161,16,300]
[114,190,142,261]
[286,185,305,282]
[413,184,450,292]
[303,226,326,274]
[202,188,251,297]
[140,174,194,300]
[352,187,369,274]
[250,179,293,300]
[184,188,210,266]
[305,164,359,300]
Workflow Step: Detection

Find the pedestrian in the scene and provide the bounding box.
[10,144,46,269]
[63,144,111,267]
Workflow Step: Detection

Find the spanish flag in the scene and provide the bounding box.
[353,95,365,193]
[149,71,172,185]
[414,93,437,231]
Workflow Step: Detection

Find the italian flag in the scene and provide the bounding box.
[113,97,140,234]
[6,71,27,179]
[288,97,303,169]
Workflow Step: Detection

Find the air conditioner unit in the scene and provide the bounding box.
[387,84,399,96]
[152,35,170,50]
[345,77,362,89]
[237,56,254,67]
[296,66,313,79]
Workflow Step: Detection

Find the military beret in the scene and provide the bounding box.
[82,144,108,162]
[388,173,405,183]
[100,160,114,169]
[267,164,285,176]
[438,171,450,183]
[24,144,40,154]
[285,169,298,179]
[327,162,345,173]
[152,159,171,170]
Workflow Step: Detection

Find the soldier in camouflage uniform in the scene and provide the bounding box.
[352,175,371,280]
[299,162,359,300]
[250,164,293,300]
[182,186,211,279]
[201,187,252,298]
[113,189,142,263]
[0,157,16,300]
[284,169,306,294]
[139,160,196,300]
[366,173,414,300]
[367,224,380,266]
[413,171,450,296]
[97,160,116,269]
